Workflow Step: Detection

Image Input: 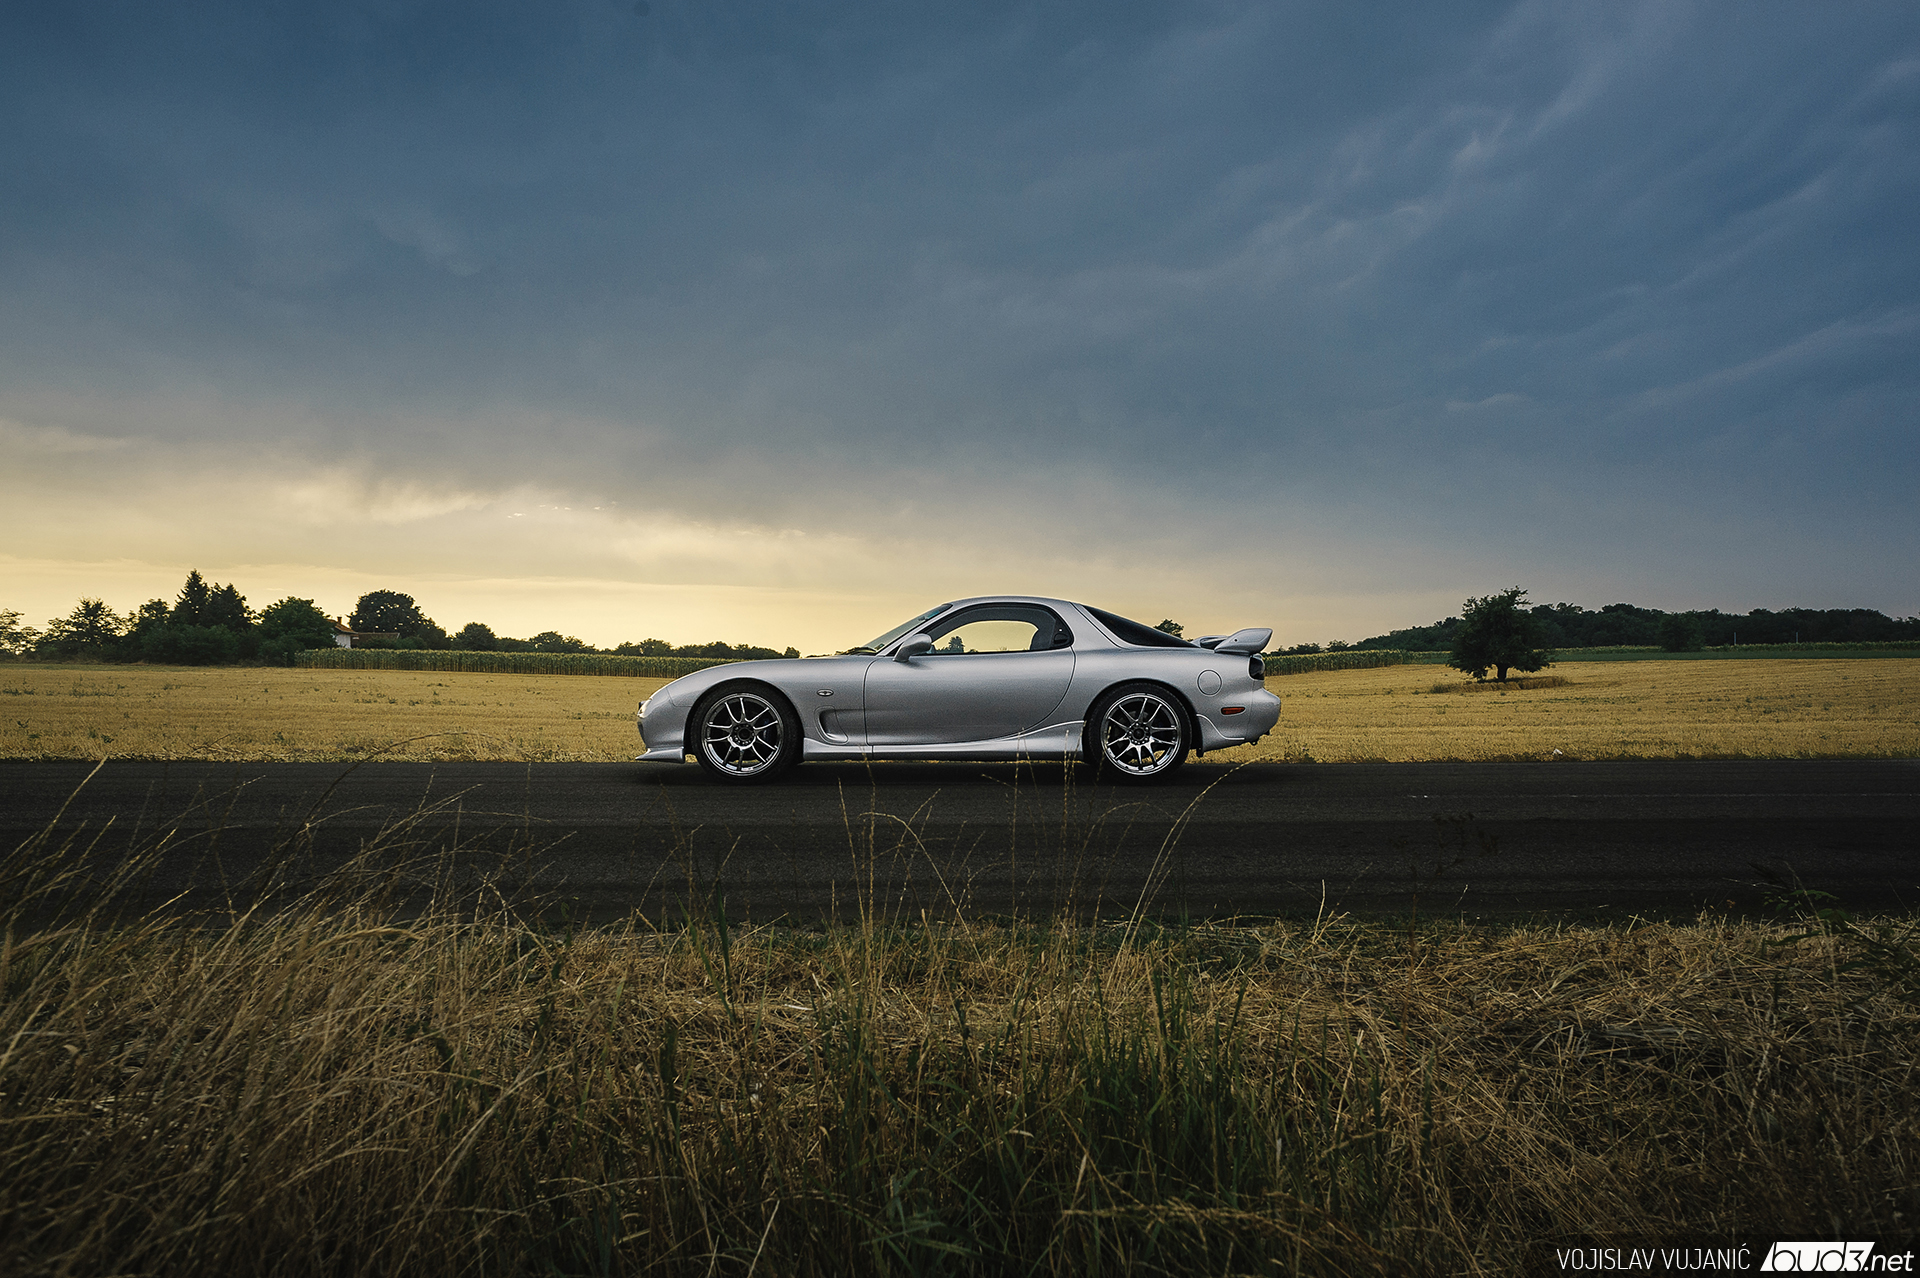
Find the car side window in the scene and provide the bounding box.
[925,606,1071,654]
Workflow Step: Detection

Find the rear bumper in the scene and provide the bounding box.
[1193,688,1281,752]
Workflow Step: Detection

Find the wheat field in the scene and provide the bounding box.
[1,658,1916,762]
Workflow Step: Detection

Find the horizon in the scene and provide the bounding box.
[13,567,1916,657]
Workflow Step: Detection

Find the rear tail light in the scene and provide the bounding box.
[1249,656,1265,680]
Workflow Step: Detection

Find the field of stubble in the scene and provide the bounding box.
[2,657,1916,762]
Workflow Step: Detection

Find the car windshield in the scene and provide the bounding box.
[844,604,954,655]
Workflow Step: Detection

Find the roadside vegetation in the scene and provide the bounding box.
[3,804,1915,1276]
[4,659,1916,763]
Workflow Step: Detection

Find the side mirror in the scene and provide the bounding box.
[895,633,934,662]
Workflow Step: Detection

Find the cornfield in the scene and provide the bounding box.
[1262,649,1436,676]
[297,649,742,678]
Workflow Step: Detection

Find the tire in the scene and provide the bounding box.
[690,684,800,783]
[1084,683,1191,782]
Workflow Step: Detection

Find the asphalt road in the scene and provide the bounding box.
[3,758,1915,921]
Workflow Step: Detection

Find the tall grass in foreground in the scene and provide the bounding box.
[2,804,1915,1275]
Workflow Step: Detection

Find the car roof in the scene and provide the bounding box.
[938,595,1083,612]
[906,597,1175,652]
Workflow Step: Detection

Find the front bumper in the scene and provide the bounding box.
[636,696,690,763]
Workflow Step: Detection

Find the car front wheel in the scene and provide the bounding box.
[1085,683,1190,782]
[691,685,800,782]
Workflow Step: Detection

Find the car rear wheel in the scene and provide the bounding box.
[691,685,799,782]
[1085,683,1190,782]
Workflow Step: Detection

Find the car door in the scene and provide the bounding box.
[862,604,1076,746]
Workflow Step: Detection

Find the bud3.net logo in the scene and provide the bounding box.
[1762,1243,1914,1272]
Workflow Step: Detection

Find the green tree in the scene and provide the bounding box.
[529,631,592,654]
[351,590,432,636]
[1153,619,1184,637]
[456,622,498,650]
[125,600,170,640]
[257,598,337,665]
[1448,587,1552,683]
[202,583,253,633]
[40,598,126,656]
[170,570,212,626]
[0,608,40,658]
[1658,612,1704,652]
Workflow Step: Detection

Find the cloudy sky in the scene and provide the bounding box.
[3,0,1916,651]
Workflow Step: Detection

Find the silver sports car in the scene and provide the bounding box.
[636,596,1280,783]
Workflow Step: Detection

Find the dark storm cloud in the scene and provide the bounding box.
[2,0,1917,610]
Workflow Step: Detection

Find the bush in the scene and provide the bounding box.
[138,623,241,665]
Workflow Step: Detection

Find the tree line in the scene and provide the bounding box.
[1,574,799,666]
[1339,601,1920,654]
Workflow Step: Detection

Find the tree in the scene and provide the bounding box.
[612,638,674,656]
[1448,587,1552,683]
[1657,612,1704,653]
[125,599,170,640]
[529,631,592,654]
[1153,619,1184,638]
[456,622,498,651]
[351,590,433,637]
[203,583,252,632]
[40,598,126,656]
[257,597,337,664]
[171,570,212,626]
[1,608,41,658]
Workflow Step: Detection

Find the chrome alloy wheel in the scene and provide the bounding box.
[698,690,788,777]
[1098,690,1185,776]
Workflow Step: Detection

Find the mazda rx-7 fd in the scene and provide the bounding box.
[636,596,1279,783]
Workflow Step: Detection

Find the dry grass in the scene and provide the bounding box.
[0,665,669,762]
[3,807,1915,1275]
[1210,658,1920,764]
[3,657,1917,763]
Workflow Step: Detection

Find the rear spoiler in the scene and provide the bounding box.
[1193,628,1271,655]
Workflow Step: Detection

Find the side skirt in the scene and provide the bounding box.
[801,722,1087,762]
